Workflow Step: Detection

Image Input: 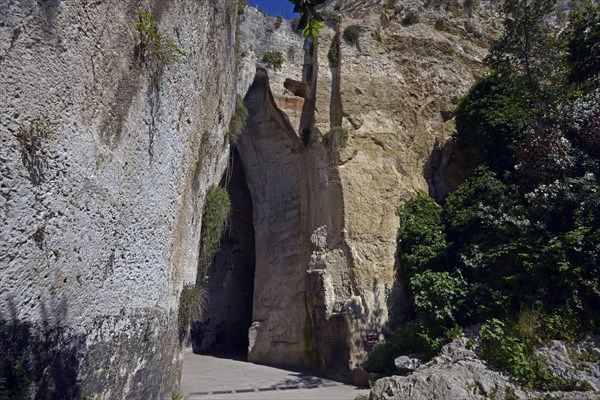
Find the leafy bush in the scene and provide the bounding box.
[178,284,206,335]
[262,51,284,69]
[343,25,361,45]
[199,186,231,280]
[402,10,421,26]
[135,10,186,67]
[479,319,539,387]
[516,124,575,188]
[397,191,447,276]
[226,95,249,142]
[454,72,532,172]
[411,270,467,325]
[565,2,600,87]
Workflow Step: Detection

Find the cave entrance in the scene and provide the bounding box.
[191,149,255,359]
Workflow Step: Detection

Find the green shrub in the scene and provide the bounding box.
[402,10,421,26]
[479,318,569,390]
[178,284,206,335]
[564,2,600,86]
[454,72,532,172]
[343,25,361,45]
[479,319,537,387]
[397,191,447,276]
[226,95,249,142]
[262,51,284,69]
[135,10,186,67]
[199,186,231,280]
[411,270,467,325]
[364,321,459,374]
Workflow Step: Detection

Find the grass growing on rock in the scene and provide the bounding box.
[226,95,249,143]
[199,186,231,281]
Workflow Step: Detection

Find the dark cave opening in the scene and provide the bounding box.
[191,149,256,359]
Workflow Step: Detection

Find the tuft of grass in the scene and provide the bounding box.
[178,284,207,334]
[324,126,349,149]
[199,186,231,280]
[226,95,249,143]
[262,50,284,69]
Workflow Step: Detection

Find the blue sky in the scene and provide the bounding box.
[246,0,297,19]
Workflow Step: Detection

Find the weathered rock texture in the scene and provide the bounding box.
[229,0,499,385]
[370,337,600,400]
[0,0,237,398]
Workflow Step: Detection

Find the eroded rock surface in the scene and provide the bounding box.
[234,0,500,384]
[1,1,237,397]
[370,337,600,400]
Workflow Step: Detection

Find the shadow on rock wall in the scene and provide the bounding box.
[424,138,466,204]
[0,300,84,400]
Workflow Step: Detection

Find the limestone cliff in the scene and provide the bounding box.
[211,0,501,384]
[0,1,237,398]
[1,0,506,395]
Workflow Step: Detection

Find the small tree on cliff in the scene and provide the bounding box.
[486,0,558,93]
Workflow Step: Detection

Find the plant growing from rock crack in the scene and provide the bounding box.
[262,50,284,69]
[226,95,249,143]
[16,114,57,152]
[199,186,231,281]
[135,10,186,69]
[402,10,421,26]
[343,25,361,45]
[178,284,206,337]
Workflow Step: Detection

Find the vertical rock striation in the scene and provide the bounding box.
[235,0,500,384]
[0,0,237,397]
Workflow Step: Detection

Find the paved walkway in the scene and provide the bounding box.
[181,352,370,400]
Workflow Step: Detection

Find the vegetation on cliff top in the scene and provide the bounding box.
[368,0,600,389]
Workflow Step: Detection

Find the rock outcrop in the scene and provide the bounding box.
[218,0,500,385]
[370,337,600,400]
[0,1,237,397]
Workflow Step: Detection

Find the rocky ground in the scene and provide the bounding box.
[369,335,600,399]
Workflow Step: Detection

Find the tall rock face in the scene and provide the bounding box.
[225,0,501,384]
[0,1,237,398]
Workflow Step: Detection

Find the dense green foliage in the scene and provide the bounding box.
[288,0,326,39]
[370,0,600,387]
[199,186,231,281]
[565,2,600,87]
[454,73,532,172]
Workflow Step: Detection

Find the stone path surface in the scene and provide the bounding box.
[181,352,370,400]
